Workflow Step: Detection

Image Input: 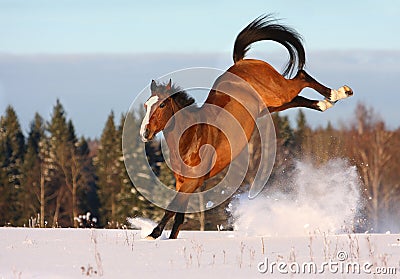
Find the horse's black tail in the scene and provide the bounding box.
[233,14,306,77]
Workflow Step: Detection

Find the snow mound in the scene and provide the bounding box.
[232,159,362,236]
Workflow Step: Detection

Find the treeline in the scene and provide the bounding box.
[0,101,153,228]
[0,101,399,231]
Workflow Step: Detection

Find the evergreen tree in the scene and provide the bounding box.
[268,113,296,192]
[74,136,98,227]
[116,113,152,221]
[0,106,25,225]
[294,109,311,158]
[46,99,90,227]
[47,99,70,226]
[67,129,86,227]
[20,113,46,225]
[121,109,166,221]
[0,118,8,223]
[114,113,139,222]
[36,130,54,227]
[95,111,121,226]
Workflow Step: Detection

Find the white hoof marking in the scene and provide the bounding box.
[330,86,352,102]
[317,99,334,111]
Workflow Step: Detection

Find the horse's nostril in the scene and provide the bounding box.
[144,129,150,138]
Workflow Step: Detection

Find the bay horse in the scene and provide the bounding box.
[140,15,353,239]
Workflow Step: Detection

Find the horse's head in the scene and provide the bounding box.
[140,79,195,142]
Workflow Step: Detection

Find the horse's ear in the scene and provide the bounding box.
[150,80,157,91]
[166,79,172,91]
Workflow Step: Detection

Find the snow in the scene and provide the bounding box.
[1,228,399,278]
[231,160,362,237]
[1,160,399,278]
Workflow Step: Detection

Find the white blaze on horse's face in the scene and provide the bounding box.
[140,95,159,142]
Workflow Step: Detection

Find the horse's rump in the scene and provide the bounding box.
[227,59,297,107]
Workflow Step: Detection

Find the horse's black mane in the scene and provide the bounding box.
[158,82,195,108]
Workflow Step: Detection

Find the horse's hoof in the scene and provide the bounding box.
[329,85,353,102]
[145,235,156,240]
[343,85,353,96]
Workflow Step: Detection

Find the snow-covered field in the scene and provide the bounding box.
[1,227,399,279]
[2,160,399,278]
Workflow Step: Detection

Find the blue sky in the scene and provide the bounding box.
[1,0,400,53]
[0,0,399,137]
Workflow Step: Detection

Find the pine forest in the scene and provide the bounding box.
[0,100,399,232]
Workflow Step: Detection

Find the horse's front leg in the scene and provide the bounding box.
[146,184,192,240]
[169,176,207,239]
[169,212,186,239]
[147,165,206,239]
[146,209,175,240]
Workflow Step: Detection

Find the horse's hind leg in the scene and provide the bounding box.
[294,70,353,102]
[269,96,333,113]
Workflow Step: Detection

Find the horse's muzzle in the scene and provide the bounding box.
[141,128,154,142]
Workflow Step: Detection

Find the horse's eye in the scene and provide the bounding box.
[159,102,166,108]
